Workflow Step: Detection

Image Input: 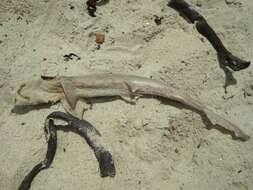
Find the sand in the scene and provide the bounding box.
[0,0,253,189]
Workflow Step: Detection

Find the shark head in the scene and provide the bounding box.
[14,78,62,106]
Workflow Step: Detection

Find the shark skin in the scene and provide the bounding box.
[14,74,250,141]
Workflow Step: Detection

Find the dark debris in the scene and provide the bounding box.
[63,53,81,61]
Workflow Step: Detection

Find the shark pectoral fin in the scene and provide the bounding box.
[61,98,90,119]
[60,79,78,110]
[75,101,91,119]
[120,94,136,104]
[60,98,75,114]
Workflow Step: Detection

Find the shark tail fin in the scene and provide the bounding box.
[204,108,250,141]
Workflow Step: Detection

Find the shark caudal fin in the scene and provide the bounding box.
[204,108,250,141]
[60,79,78,110]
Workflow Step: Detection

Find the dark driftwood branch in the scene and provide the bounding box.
[86,0,110,17]
[18,112,115,190]
[168,0,250,71]
[18,119,57,190]
[47,112,116,178]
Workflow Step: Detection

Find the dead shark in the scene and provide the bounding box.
[14,73,250,141]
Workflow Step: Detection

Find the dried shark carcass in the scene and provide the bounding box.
[14,74,250,141]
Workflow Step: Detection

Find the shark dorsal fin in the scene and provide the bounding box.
[60,78,78,110]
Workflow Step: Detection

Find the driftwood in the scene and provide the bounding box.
[86,0,110,17]
[168,0,250,71]
[18,111,115,190]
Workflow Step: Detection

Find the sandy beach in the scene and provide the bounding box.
[0,0,253,189]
